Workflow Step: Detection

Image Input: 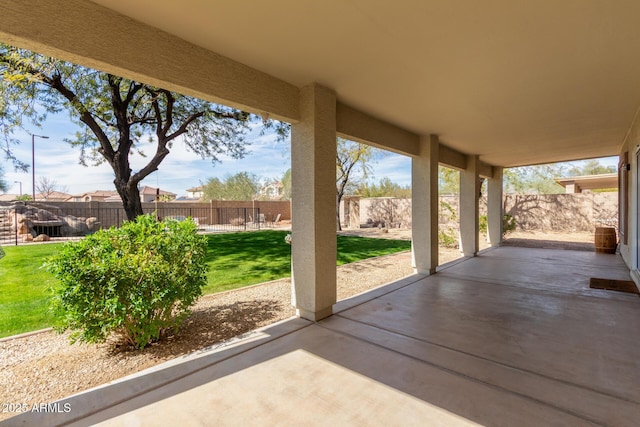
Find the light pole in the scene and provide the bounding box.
[14,181,22,196]
[31,134,49,201]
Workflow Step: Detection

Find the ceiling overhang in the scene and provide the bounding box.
[3,0,640,167]
[556,173,618,190]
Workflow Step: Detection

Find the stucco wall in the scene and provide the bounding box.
[342,194,617,232]
[504,193,618,232]
[618,113,640,270]
[359,198,413,228]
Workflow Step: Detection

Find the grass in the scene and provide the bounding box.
[0,230,411,338]
[0,244,63,338]
[203,230,411,293]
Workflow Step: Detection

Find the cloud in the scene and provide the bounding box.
[370,153,412,186]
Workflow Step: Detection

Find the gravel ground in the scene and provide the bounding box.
[0,249,414,421]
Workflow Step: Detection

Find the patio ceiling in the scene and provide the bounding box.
[89,0,640,167]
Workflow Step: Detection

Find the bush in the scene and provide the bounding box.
[46,214,208,349]
[480,214,516,235]
[438,227,459,248]
[503,214,516,234]
[479,215,488,234]
[439,200,457,221]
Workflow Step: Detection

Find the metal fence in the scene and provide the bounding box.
[0,202,281,246]
[0,206,16,245]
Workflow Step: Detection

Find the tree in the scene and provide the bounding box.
[438,166,460,194]
[0,164,7,192]
[336,138,384,230]
[358,177,411,198]
[567,159,616,176]
[224,172,260,200]
[35,176,68,200]
[0,44,287,219]
[281,168,292,200]
[504,159,618,195]
[503,163,566,194]
[202,172,260,201]
[202,177,224,201]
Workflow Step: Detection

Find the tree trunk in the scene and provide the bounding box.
[336,194,342,231]
[115,180,144,221]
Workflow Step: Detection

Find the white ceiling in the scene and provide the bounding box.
[91,0,640,167]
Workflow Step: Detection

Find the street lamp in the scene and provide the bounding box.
[14,181,22,196]
[31,134,49,201]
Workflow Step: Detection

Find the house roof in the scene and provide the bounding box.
[555,173,618,191]
[103,194,123,202]
[139,186,176,196]
[0,194,18,201]
[86,0,640,167]
[71,190,119,198]
[35,191,73,200]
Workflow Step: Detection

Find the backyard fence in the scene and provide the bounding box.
[0,200,290,246]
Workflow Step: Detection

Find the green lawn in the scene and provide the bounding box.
[0,230,410,337]
[0,244,62,338]
[203,230,411,293]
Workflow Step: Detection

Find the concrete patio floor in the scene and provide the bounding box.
[6,247,640,426]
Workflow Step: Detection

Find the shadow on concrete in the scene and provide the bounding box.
[502,237,595,251]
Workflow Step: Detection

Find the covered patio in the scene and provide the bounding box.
[2,0,640,317]
[2,1,640,425]
[10,247,638,426]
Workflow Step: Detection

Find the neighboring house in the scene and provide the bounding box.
[35,191,73,201]
[139,186,176,203]
[173,196,200,202]
[259,181,283,200]
[0,192,71,202]
[186,186,204,199]
[0,194,18,201]
[69,188,176,203]
[103,194,123,203]
[68,190,119,202]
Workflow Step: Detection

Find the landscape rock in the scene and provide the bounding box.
[6,202,100,239]
[17,222,30,235]
[63,217,89,236]
[85,217,100,230]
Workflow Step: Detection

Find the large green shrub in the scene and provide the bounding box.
[46,214,208,349]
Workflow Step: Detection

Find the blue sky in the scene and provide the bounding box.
[1,110,619,198]
[0,112,413,197]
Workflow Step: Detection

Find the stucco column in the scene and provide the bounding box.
[460,154,480,257]
[487,166,503,247]
[291,83,337,321]
[411,135,439,274]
